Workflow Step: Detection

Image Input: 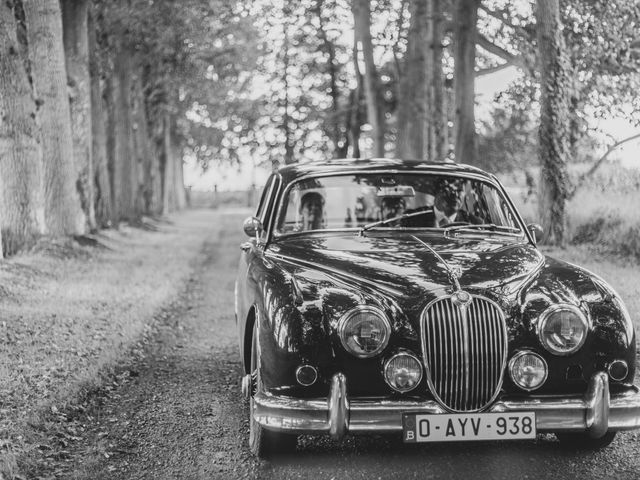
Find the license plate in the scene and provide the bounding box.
[402,412,536,443]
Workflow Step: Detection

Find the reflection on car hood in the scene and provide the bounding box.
[268,232,544,307]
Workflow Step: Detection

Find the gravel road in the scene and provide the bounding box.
[50,210,640,480]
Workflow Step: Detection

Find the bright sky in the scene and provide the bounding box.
[476,66,640,169]
[185,57,639,193]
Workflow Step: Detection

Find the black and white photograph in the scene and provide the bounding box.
[1,0,640,478]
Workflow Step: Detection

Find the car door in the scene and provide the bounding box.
[235,174,280,362]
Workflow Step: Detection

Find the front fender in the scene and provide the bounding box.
[507,256,636,393]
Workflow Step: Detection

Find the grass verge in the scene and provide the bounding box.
[0,209,219,478]
[542,245,640,331]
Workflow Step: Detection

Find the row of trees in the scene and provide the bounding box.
[205,0,638,245]
[350,0,639,244]
[0,0,256,257]
[2,0,638,250]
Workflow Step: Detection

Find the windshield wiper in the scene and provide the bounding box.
[443,223,521,236]
[359,210,433,235]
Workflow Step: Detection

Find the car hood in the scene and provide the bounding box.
[268,232,544,313]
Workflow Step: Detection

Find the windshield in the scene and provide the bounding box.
[275,173,521,235]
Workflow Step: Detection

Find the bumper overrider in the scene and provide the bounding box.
[244,372,640,440]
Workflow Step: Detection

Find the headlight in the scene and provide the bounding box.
[338,306,390,358]
[509,351,548,391]
[538,304,588,355]
[384,352,422,392]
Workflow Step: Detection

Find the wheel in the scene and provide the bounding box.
[555,431,617,450]
[248,324,297,458]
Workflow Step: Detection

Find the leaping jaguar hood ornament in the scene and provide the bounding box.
[410,235,463,293]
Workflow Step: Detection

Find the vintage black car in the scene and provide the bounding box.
[235,159,640,457]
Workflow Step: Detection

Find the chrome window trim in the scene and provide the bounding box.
[256,175,275,222]
[271,169,527,239]
[489,172,537,246]
[263,172,283,246]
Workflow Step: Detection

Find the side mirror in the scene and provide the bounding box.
[527,223,543,245]
[243,216,263,240]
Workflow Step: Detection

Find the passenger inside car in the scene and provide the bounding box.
[299,191,325,231]
[380,196,407,220]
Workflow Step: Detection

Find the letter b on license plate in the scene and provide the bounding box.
[402,412,536,442]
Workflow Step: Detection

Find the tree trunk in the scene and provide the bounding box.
[430,0,447,160]
[453,0,479,165]
[105,72,118,226]
[62,0,95,231]
[24,0,85,235]
[352,0,385,157]
[396,0,430,159]
[349,40,363,158]
[536,0,570,245]
[171,122,186,210]
[315,0,343,157]
[148,114,164,215]
[131,67,153,214]
[88,7,112,228]
[0,0,45,255]
[110,46,137,222]
[160,111,174,213]
[138,70,162,216]
[281,15,295,165]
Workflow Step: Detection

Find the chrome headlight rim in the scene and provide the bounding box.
[383,351,423,393]
[508,350,548,392]
[337,305,391,358]
[537,304,589,356]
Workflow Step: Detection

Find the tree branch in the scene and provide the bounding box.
[476,34,526,70]
[570,132,640,197]
[478,4,531,39]
[476,61,515,76]
[391,0,408,81]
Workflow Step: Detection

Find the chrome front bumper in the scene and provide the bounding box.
[249,372,640,440]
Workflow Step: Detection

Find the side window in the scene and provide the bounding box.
[255,175,275,221]
[261,176,280,228]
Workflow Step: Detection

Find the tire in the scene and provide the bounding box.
[248,324,297,458]
[555,431,617,450]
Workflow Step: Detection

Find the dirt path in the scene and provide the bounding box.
[41,209,259,479]
[34,210,640,480]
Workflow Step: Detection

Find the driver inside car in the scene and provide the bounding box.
[403,184,475,228]
[429,185,485,227]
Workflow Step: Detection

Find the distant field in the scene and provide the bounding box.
[189,189,259,209]
[506,162,640,260]
[543,245,640,332]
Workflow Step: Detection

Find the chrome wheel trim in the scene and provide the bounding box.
[248,325,262,450]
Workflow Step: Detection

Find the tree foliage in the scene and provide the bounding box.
[0,0,637,254]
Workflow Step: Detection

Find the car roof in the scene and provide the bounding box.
[276,158,496,184]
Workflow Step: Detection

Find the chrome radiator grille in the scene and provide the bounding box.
[421,295,507,412]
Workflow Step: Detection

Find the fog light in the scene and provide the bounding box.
[509,351,548,391]
[384,352,422,393]
[295,365,318,386]
[608,360,628,382]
